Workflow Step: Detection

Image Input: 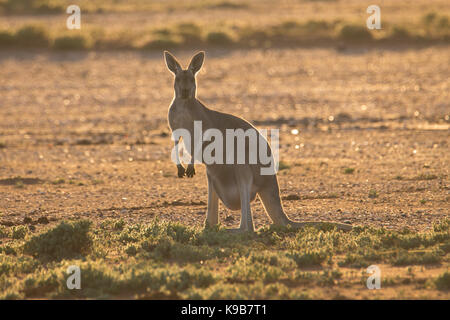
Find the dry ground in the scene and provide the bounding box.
[0,47,448,231]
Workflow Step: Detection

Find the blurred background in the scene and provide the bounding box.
[0,0,449,50]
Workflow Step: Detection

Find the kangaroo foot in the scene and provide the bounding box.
[177,165,185,178]
[204,220,218,230]
[186,164,195,178]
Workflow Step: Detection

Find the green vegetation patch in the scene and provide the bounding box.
[0,12,448,51]
[1,218,448,299]
[23,220,92,261]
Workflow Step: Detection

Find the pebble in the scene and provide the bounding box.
[23,217,32,224]
[37,217,49,224]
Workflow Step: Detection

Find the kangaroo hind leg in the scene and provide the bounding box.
[205,173,219,228]
[232,167,254,233]
[258,181,291,226]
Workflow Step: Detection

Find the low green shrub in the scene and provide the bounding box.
[23,220,92,261]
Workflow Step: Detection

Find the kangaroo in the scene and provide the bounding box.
[164,51,352,233]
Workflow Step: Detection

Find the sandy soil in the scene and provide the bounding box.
[0,46,448,233]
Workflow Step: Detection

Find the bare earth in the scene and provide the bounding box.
[0,46,449,235]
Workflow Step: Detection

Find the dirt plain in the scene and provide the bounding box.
[0,47,448,233]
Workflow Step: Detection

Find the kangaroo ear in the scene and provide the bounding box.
[188,51,205,75]
[164,51,182,74]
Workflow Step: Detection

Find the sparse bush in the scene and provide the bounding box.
[1,0,64,14]
[1,245,17,255]
[278,161,291,171]
[390,249,442,266]
[368,189,378,198]
[51,178,65,185]
[113,218,125,231]
[206,31,233,45]
[423,12,437,26]
[344,167,355,174]
[142,220,197,244]
[125,244,137,256]
[24,220,92,261]
[11,226,27,240]
[0,30,15,47]
[15,25,50,47]
[415,173,438,180]
[23,270,61,298]
[53,35,91,50]
[71,263,119,297]
[207,1,247,10]
[338,24,373,41]
[338,250,381,268]
[434,271,450,291]
[176,23,203,44]
[287,249,329,267]
[433,218,450,232]
[228,253,286,282]
[0,226,9,238]
[0,255,39,276]
[142,236,215,262]
[143,37,179,50]
[389,26,412,40]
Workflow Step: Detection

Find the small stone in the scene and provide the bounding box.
[37,217,49,224]
[23,217,32,224]
[284,194,300,200]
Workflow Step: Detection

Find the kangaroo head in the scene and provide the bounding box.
[164,51,205,99]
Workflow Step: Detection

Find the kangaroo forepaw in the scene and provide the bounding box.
[186,164,195,178]
[177,165,185,178]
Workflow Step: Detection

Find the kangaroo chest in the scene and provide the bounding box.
[168,99,210,133]
[168,101,193,130]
